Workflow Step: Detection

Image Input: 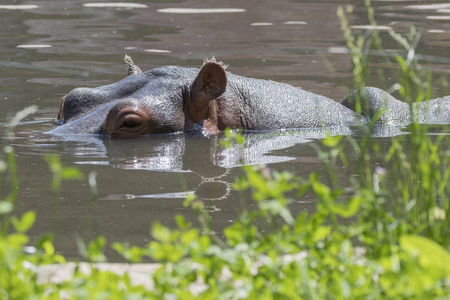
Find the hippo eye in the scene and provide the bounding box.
[103,106,152,137]
[122,119,140,128]
[118,113,145,129]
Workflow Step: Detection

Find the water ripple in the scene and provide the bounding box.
[83,3,148,8]
[0,5,38,10]
[157,8,246,14]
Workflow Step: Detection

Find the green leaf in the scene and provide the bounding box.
[151,222,172,242]
[87,236,107,262]
[181,229,199,246]
[11,211,36,233]
[35,233,54,249]
[247,169,269,200]
[311,180,331,200]
[322,134,343,148]
[330,196,362,218]
[294,212,308,234]
[112,242,147,263]
[198,235,211,251]
[42,240,55,255]
[43,154,62,173]
[313,226,331,242]
[224,222,245,245]
[232,176,249,191]
[61,167,85,181]
[7,233,29,247]
[175,215,191,230]
[400,234,450,277]
[296,182,310,197]
[279,206,295,225]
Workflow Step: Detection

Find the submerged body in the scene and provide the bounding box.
[341,87,450,125]
[49,58,450,137]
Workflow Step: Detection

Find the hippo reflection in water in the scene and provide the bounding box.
[49,56,450,137]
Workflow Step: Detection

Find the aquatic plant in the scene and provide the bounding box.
[0,1,449,298]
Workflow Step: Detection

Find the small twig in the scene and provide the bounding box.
[124,54,142,75]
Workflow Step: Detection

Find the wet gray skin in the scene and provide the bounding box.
[341,87,450,125]
[48,59,450,137]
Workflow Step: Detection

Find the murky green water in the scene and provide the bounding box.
[1,0,449,260]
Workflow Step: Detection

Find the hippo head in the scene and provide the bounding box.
[52,58,227,137]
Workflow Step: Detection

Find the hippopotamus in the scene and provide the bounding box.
[49,56,450,137]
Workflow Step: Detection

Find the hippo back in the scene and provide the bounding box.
[221,74,360,130]
[341,87,450,125]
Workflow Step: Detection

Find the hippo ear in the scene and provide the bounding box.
[189,61,227,121]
